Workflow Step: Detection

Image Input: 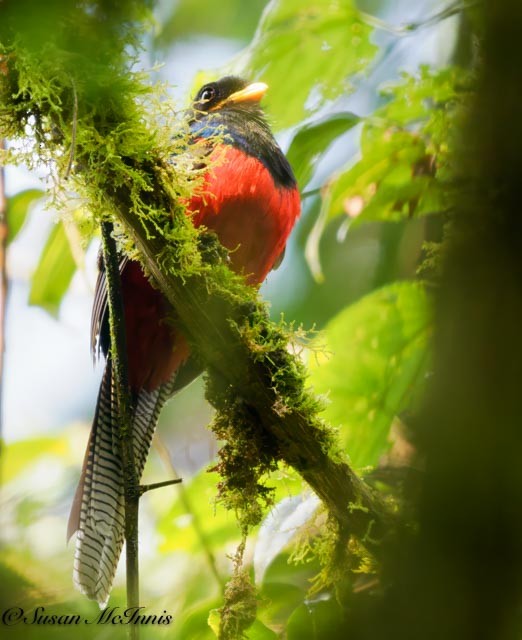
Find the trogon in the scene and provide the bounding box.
[67,77,301,606]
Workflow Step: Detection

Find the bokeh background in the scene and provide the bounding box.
[1,1,468,638]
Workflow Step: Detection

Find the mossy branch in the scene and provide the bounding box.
[105,168,393,552]
[0,0,395,597]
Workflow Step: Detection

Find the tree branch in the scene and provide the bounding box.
[0,0,397,577]
[109,175,393,552]
[138,478,182,496]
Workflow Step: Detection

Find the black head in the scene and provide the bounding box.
[192,76,268,114]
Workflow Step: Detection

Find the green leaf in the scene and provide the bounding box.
[262,551,321,590]
[258,582,305,629]
[245,619,279,640]
[156,0,267,44]
[29,221,76,316]
[378,66,465,126]
[309,281,432,469]
[286,112,360,189]
[6,188,44,244]
[255,552,323,632]
[322,67,467,227]
[305,68,467,276]
[287,599,344,640]
[238,0,377,129]
[207,608,220,637]
[176,598,222,640]
[327,127,434,226]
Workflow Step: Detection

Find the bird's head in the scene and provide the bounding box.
[189,76,295,189]
[192,76,268,119]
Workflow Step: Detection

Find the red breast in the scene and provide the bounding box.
[190,145,300,284]
[123,150,299,391]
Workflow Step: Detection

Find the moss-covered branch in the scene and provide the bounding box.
[111,174,392,547]
[0,0,394,588]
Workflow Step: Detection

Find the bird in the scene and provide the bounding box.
[67,76,301,606]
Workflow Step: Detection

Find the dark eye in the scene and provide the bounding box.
[200,87,215,102]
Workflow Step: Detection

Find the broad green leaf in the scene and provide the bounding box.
[6,188,44,244]
[286,112,360,189]
[176,598,222,640]
[156,0,266,44]
[246,619,279,640]
[287,599,344,640]
[309,281,432,469]
[237,0,377,129]
[258,582,305,630]
[29,221,76,316]
[305,68,466,276]
[262,551,321,590]
[255,553,323,633]
[327,127,436,226]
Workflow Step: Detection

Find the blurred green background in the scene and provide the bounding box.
[1,0,470,638]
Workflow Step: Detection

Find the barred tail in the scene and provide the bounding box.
[67,360,176,607]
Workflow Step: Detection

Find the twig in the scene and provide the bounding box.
[100,221,139,640]
[138,478,182,496]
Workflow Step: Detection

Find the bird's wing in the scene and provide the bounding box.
[271,245,286,271]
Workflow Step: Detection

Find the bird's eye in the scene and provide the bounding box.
[200,87,215,103]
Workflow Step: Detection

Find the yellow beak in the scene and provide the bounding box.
[225,82,268,105]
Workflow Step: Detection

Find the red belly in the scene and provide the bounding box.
[122,145,300,391]
[190,146,300,284]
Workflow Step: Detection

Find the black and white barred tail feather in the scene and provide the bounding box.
[67,360,178,607]
[69,250,201,607]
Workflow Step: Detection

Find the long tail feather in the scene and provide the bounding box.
[68,360,177,607]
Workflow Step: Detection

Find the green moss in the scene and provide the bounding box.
[1,3,388,628]
[203,307,343,542]
[218,565,257,640]
[207,381,278,533]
